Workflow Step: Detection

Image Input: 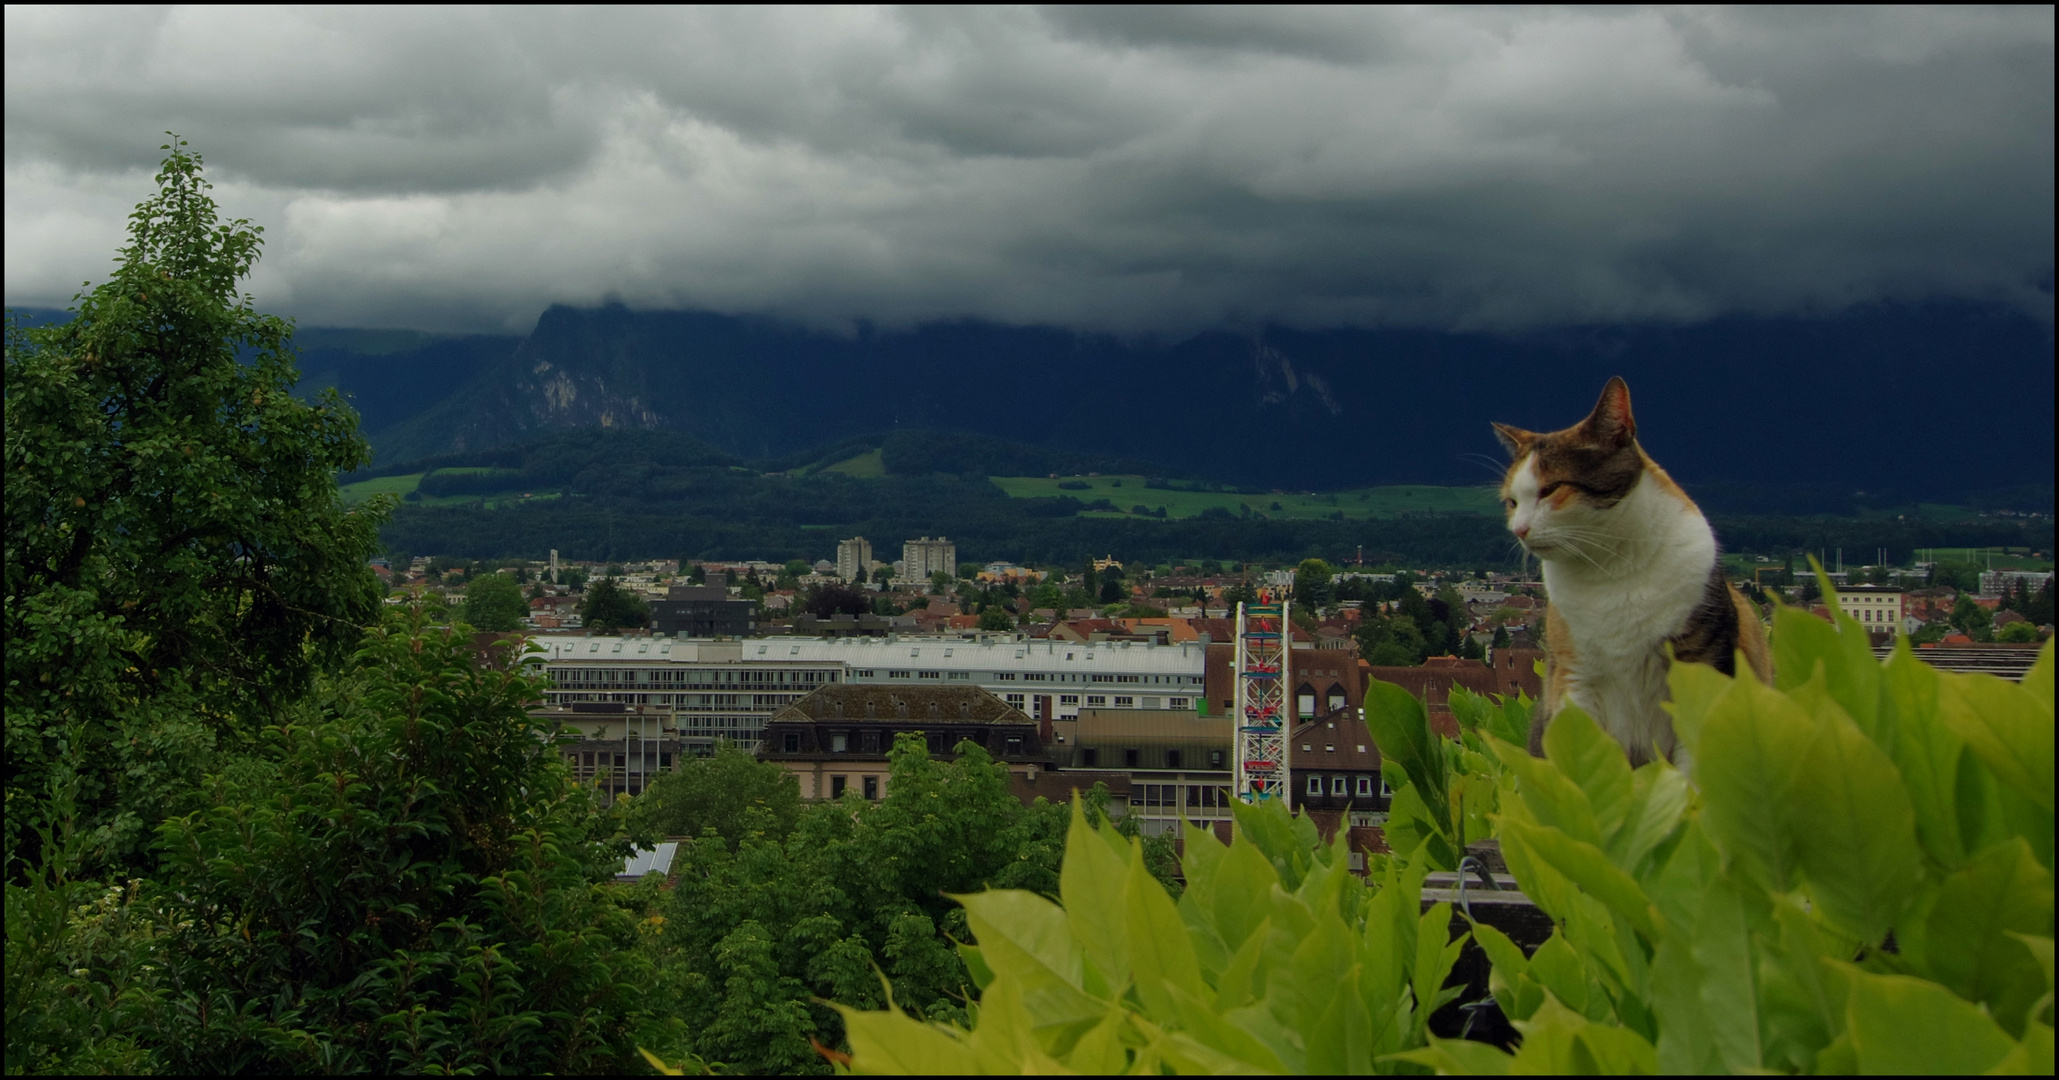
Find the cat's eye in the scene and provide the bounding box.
[1538,481,1565,498]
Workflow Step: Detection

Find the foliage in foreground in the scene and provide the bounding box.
[835,796,1469,1073]
[4,136,388,875]
[839,605,2054,1074]
[6,610,658,1074]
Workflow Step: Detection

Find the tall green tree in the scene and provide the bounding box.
[630,741,802,847]
[4,137,388,872]
[580,576,650,633]
[460,570,529,632]
[1294,557,1335,608]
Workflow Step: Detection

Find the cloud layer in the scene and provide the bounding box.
[6,6,2052,333]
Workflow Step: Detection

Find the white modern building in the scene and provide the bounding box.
[527,633,1208,752]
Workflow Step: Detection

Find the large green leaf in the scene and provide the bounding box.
[1694,673,1815,893]
[1297,907,1375,1074]
[1210,831,1281,953]
[1608,761,1690,875]
[1784,691,1921,945]
[1489,736,1603,848]
[1507,994,1658,1075]
[1386,1035,1515,1074]
[1885,640,1970,870]
[1366,678,1451,834]
[1499,817,1657,941]
[1123,844,1202,1024]
[837,1002,975,1074]
[1920,838,2053,1037]
[1772,589,1889,750]
[1412,900,1470,1040]
[1755,894,1846,1074]
[1664,658,1733,762]
[1688,875,1765,1074]
[1841,966,2018,1075]
[1543,704,1635,848]
[1939,672,2055,813]
[1060,798,1132,995]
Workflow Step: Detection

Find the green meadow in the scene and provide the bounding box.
[987,474,1499,520]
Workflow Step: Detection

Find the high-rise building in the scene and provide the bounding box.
[836,537,874,582]
[902,536,957,582]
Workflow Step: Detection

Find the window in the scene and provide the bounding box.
[996,672,1017,681]
[1356,775,1374,797]
[863,775,879,800]
[1169,697,1189,709]
[1006,693,1026,709]
[1086,695,1106,706]
[861,730,880,753]
[918,670,940,679]
[1301,743,1312,752]
[1166,749,1182,769]
[1125,748,1140,767]
[1060,694,1079,705]
[783,732,800,753]
[1114,696,1134,707]
[832,776,847,798]
[1004,737,1024,756]
[1081,748,1099,766]
[1332,776,1348,796]
[1210,750,1224,768]
[1307,774,1324,796]
[832,733,848,753]
[1325,744,1335,752]
[888,670,911,679]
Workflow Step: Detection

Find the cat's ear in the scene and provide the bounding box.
[1492,422,1534,457]
[1581,377,1636,447]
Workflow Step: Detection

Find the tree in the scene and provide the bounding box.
[631,742,802,848]
[978,607,1016,631]
[1295,558,1335,608]
[1994,620,2040,643]
[460,571,529,632]
[1491,624,1511,649]
[930,570,955,594]
[5,136,388,873]
[581,577,650,633]
[142,609,657,1073]
[1950,594,1991,639]
[872,565,895,586]
[804,582,872,619]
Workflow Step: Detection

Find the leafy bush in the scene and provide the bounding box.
[835,591,2054,1075]
[836,797,1470,1072]
[1400,602,2054,1074]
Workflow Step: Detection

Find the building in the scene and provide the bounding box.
[758,683,1050,800]
[1833,586,1904,632]
[650,578,757,638]
[1981,570,2053,600]
[1051,708,1233,835]
[529,637,842,753]
[837,537,874,583]
[901,536,957,582]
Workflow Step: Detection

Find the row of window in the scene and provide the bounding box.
[993,672,1199,685]
[828,775,880,800]
[1079,748,1227,770]
[1305,774,1385,798]
[550,667,834,686]
[1132,784,1234,810]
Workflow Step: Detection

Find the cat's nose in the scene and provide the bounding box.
[1513,523,1530,538]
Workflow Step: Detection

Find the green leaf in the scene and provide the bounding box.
[837,1002,975,1074]
[1498,817,1657,941]
[1413,901,1470,1040]
[2021,638,2053,705]
[1508,994,1658,1074]
[1664,658,1732,762]
[1652,874,1765,1074]
[1527,932,1592,1018]
[1385,1036,1515,1074]
[1062,1008,1132,1074]
[1772,592,1890,750]
[1543,704,1636,849]
[1061,795,1132,994]
[1489,735,1603,848]
[1609,761,1690,875]
[1156,978,1288,1072]
[1694,672,1816,893]
[1211,831,1281,953]
[1989,1020,2054,1076]
[1785,692,1922,945]
[1886,640,1970,870]
[1841,966,2018,1075]
[1939,672,2055,813]
[1366,678,1452,834]
[964,971,1070,1073]
[1921,839,2053,1037]
[1298,911,1375,1074]
[1757,894,1847,1073]
[1124,842,1202,1023]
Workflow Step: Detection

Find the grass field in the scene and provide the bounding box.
[339,468,554,509]
[340,473,425,504]
[817,449,886,478]
[988,474,1499,520]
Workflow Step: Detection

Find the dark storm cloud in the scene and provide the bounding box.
[5,6,2052,333]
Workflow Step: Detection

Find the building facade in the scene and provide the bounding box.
[650,583,758,638]
[1833,586,1904,632]
[530,637,842,753]
[837,537,874,583]
[758,683,1050,800]
[901,536,957,581]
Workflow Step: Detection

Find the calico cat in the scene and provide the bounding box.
[1493,377,1771,766]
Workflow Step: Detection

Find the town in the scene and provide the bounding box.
[382,534,2055,855]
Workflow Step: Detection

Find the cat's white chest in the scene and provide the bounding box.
[1541,482,1715,756]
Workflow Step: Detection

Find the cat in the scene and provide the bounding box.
[1493,377,1771,766]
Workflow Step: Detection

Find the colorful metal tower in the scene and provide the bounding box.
[1233,595,1290,805]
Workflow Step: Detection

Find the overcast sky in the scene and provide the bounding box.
[5,6,2052,335]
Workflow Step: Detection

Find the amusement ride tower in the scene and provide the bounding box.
[1232,593,1290,804]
